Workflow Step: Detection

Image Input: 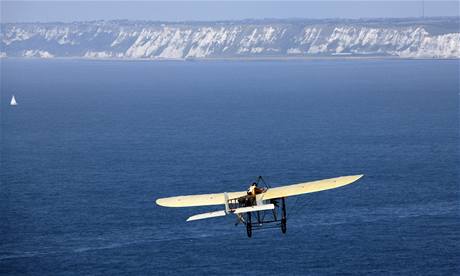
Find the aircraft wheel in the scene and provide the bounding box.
[281,218,287,234]
[281,197,287,234]
[246,213,252,238]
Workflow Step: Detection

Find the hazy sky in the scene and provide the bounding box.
[1,1,459,23]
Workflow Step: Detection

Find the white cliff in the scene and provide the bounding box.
[1,18,459,59]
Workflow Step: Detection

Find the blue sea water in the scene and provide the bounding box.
[1,59,459,275]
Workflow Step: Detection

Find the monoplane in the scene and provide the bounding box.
[156,175,363,237]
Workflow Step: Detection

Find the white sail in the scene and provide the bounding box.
[10,95,17,106]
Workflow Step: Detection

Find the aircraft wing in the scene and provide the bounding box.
[156,175,362,208]
[156,191,247,207]
[257,175,363,201]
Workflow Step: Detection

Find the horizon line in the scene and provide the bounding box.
[2,15,459,25]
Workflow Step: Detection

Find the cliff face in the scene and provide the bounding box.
[1,18,459,59]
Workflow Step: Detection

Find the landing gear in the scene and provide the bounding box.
[246,212,252,238]
[239,177,288,237]
[280,197,287,234]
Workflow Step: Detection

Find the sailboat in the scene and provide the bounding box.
[10,95,18,106]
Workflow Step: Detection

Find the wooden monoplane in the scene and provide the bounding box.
[156,175,363,237]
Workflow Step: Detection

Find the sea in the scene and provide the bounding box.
[1,59,459,275]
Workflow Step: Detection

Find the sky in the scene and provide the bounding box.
[1,1,459,23]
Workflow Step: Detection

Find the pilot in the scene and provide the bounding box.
[247,182,264,196]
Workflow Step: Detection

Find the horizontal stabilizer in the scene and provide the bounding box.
[233,204,275,214]
[186,210,227,222]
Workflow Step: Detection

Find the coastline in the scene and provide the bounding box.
[2,56,459,62]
